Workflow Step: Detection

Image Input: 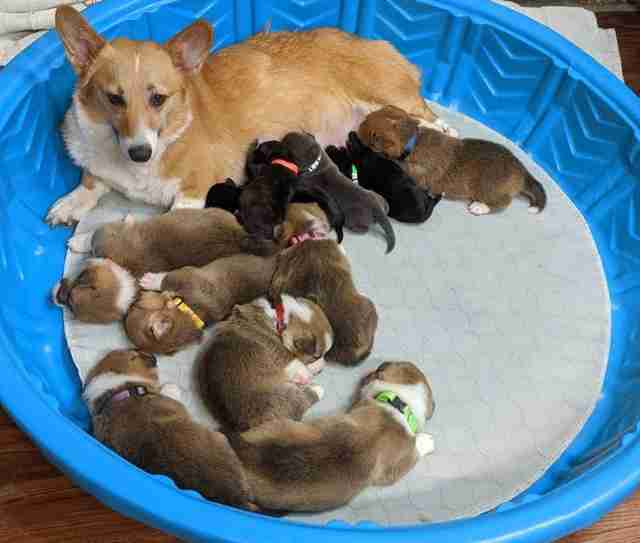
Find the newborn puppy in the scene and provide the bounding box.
[358,105,547,215]
[201,295,333,431]
[326,132,442,223]
[83,349,257,511]
[66,207,279,276]
[281,132,396,253]
[229,361,435,513]
[51,258,137,323]
[269,238,377,365]
[204,178,240,213]
[125,253,277,354]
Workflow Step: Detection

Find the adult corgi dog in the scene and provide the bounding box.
[47,6,446,226]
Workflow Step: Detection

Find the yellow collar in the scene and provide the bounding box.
[168,297,205,330]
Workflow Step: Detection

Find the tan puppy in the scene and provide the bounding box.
[125,253,277,354]
[83,349,257,511]
[201,295,333,432]
[269,239,377,366]
[52,258,136,323]
[358,105,547,214]
[66,207,278,276]
[46,7,442,225]
[229,361,435,513]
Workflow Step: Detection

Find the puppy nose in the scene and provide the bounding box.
[128,144,152,163]
[56,279,71,306]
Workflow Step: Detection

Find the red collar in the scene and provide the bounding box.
[274,303,286,335]
[287,230,326,247]
[271,158,299,175]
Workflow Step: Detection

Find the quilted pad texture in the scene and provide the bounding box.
[63,104,609,525]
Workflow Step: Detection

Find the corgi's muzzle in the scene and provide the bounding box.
[128,144,153,163]
[118,128,158,164]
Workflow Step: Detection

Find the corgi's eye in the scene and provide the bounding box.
[106,93,126,107]
[149,93,168,108]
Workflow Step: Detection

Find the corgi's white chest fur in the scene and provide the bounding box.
[62,96,182,208]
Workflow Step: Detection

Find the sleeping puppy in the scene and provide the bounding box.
[83,349,257,511]
[204,178,240,213]
[280,132,396,253]
[51,258,137,323]
[228,361,435,513]
[326,132,442,223]
[201,295,333,431]
[53,203,332,326]
[358,105,547,215]
[269,238,377,365]
[66,207,279,276]
[124,253,277,354]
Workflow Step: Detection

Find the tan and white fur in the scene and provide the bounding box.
[84,349,258,511]
[200,295,333,432]
[228,361,435,513]
[47,7,449,226]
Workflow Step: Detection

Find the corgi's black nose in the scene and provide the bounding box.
[128,144,152,163]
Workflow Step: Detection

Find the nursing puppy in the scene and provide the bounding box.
[66,207,278,276]
[229,361,435,513]
[201,295,333,431]
[269,238,377,365]
[125,253,277,354]
[47,7,442,226]
[83,349,257,511]
[358,105,547,215]
[52,258,136,323]
[326,132,442,223]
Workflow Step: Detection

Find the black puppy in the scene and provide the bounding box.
[205,144,345,243]
[280,132,396,253]
[326,132,441,224]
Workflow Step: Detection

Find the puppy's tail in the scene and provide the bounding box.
[521,173,546,214]
[372,203,396,254]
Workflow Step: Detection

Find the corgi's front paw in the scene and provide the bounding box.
[161,383,182,401]
[139,272,166,291]
[468,202,490,216]
[46,189,99,226]
[416,433,435,457]
[171,196,205,211]
[67,231,93,253]
[308,384,325,400]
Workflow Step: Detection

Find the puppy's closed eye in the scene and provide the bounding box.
[294,336,318,358]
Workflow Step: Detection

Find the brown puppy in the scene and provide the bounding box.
[83,349,257,511]
[201,295,333,432]
[52,258,137,323]
[269,239,377,365]
[358,105,547,215]
[66,207,278,276]
[125,253,277,354]
[47,8,442,226]
[229,361,435,513]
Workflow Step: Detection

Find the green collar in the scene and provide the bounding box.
[375,391,419,434]
[351,164,359,184]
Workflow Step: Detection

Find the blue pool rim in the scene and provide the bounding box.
[1,0,640,541]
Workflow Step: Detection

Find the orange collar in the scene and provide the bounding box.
[271,158,299,175]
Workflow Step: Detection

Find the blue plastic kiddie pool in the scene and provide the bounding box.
[1,0,639,541]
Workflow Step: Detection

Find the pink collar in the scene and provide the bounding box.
[274,303,286,335]
[288,230,325,247]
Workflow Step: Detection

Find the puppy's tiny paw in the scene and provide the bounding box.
[309,384,325,400]
[123,213,136,225]
[435,118,459,138]
[67,231,93,253]
[528,206,541,214]
[171,197,205,210]
[306,358,326,376]
[416,433,435,457]
[139,272,166,291]
[291,371,312,386]
[161,383,182,401]
[468,202,490,216]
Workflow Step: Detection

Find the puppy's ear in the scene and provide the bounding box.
[246,140,278,178]
[205,178,242,212]
[166,20,213,73]
[150,313,172,340]
[325,145,351,178]
[55,6,106,80]
[347,131,366,155]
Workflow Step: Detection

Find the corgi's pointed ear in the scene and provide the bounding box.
[166,20,213,73]
[55,6,106,78]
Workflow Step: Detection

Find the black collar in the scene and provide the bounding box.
[398,130,418,161]
[93,385,151,416]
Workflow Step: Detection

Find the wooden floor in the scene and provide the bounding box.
[1,12,640,543]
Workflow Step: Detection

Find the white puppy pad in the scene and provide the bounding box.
[64,105,608,525]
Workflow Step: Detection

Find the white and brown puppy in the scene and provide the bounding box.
[228,361,435,513]
[83,349,258,511]
[124,253,277,354]
[66,207,279,276]
[269,238,377,366]
[52,258,136,323]
[201,295,333,432]
[47,7,444,225]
